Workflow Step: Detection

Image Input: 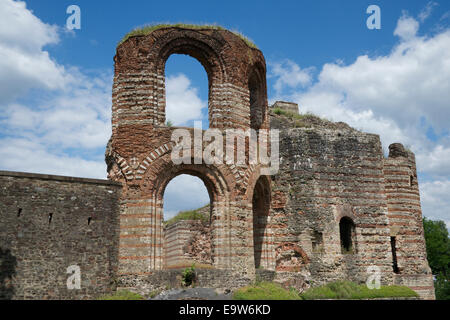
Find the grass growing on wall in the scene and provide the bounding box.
[233,282,301,300]
[300,281,419,300]
[118,23,257,48]
[164,205,209,226]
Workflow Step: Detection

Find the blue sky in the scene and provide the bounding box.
[0,0,449,225]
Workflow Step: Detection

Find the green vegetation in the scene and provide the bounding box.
[166,120,173,127]
[182,264,196,287]
[98,290,145,300]
[423,217,450,300]
[119,23,257,48]
[272,107,329,128]
[300,281,418,300]
[164,205,209,226]
[148,289,162,299]
[233,282,301,300]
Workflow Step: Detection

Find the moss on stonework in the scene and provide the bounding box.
[164,204,209,227]
[118,23,258,49]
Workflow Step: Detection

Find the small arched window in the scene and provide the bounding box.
[339,217,356,254]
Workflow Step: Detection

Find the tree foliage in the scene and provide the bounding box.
[423,217,450,276]
[423,217,450,300]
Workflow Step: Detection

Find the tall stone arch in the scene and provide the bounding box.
[107,26,272,280]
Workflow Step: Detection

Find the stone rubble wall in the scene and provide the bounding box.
[163,219,212,268]
[0,171,122,300]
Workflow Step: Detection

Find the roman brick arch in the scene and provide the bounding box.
[112,27,269,133]
[110,26,272,278]
[248,62,268,130]
[156,36,226,128]
[251,175,273,269]
[152,162,231,268]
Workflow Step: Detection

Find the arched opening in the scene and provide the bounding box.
[162,174,211,269]
[165,54,209,128]
[252,176,271,269]
[390,236,400,274]
[339,217,356,254]
[248,68,265,130]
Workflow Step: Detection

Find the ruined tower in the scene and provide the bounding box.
[105,26,273,281]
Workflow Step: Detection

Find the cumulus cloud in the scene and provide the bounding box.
[0,0,111,179]
[0,69,112,179]
[0,0,70,104]
[420,180,450,227]
[270,11,450,226]
[0,70,112,150]
[394,13,420,40]
[0,137,106,179]
[269,60,313,97]
[163,174,210,220]
[166,73,206,126]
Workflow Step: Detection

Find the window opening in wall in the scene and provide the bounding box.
[164,54,209,129]
[312,231,324,252]
[391,236,400,274]
[162,174,211,269]
[339,217,356,254]
[17,208,22,217]
[252,176,270,269]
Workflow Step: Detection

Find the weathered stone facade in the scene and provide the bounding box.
[0,171,121,299]
[0,25,435,299]
[164,219,212,268]
[106,27,270,281]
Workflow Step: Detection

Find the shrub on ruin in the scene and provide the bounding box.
[182,264,196,287]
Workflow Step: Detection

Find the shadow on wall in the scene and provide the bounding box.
[0,248,16,300]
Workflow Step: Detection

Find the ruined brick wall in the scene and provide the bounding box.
[269,113,394,285]
[384,143,435,299]
[163,220,211,268]
[108,26,270,279]
[0,171,121,300]
[268,113,434,299]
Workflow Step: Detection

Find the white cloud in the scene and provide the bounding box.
[1,70,112,150]
[394,13,420,40]
[0,0,111,179]
[166,73,206,126]
[416,145,450,179]
[420,180,450,228]
[0,0,69,104]
[274,14,450,151]
[418,1,438,22]
[163,174,210,220]
[269,60,313,97]
[270,13,450,226]
[0,137,106,179]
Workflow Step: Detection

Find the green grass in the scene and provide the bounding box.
[164,205,209,227]
[300,281,419,300]
[272,107,329,128]
[118,23,257,48]
[233,282,301,300]
[98,290,145,300]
